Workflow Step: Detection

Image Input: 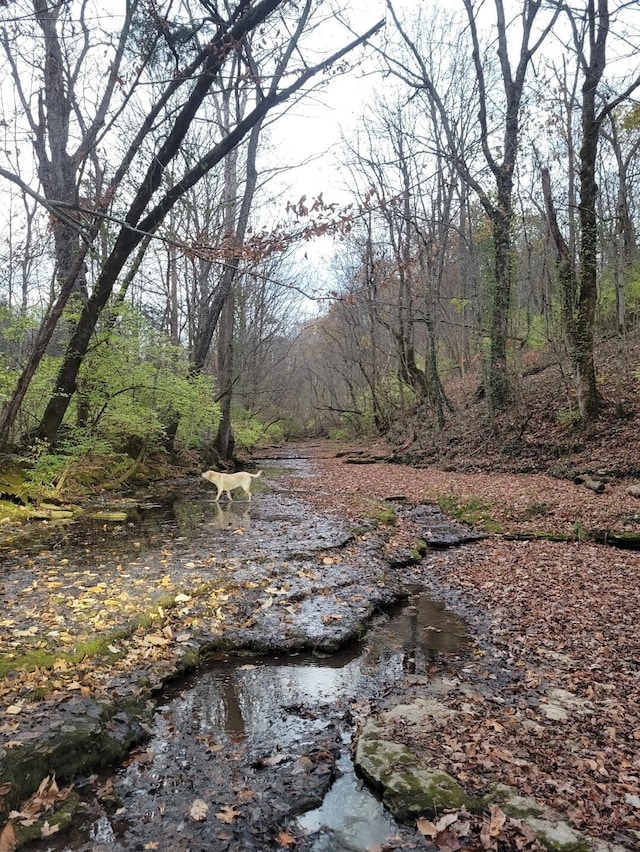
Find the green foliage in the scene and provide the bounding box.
[556,408,580,427]
[436,494,502,533]
[366,501,397,526]
[233,407,286,451]
[65,304,220,453]
[621,104,640,131]
[328,425,355,441]
[0,303,223,493]
[598,270,640,326]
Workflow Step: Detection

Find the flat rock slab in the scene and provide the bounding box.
[405,504,486,547]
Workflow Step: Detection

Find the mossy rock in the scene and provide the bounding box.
[86,510,129,521]
[12,791,83,848]
[382,767,467,820]
[354,726,416,785]
[353,720,467,820]
[488,783,544,818]
[0,699,153,811]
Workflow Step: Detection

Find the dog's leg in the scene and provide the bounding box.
[214,485,221,501]
[226,490,233,501]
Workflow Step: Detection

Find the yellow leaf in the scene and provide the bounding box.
[174,593,191,603]
[5,703,24,715]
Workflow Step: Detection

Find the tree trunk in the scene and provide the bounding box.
[0,243,91,446]
[487,201,512,413]
[214,290,236,463]
[571,0,609,420]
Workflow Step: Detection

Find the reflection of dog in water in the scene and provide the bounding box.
[209,501,251,530]
[201,469,262,501]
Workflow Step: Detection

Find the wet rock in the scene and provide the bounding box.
[383,767,467,820]
[12,791,83,847]
[406,504,485,547]
[0,697,154,810]
[384,545,426,568]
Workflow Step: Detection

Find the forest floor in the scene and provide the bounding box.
[291,442,640,850]
[287,334,640,850]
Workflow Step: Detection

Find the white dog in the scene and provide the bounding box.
[201,469,262,501]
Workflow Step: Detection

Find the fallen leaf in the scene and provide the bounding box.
[189,798,209,821]
[215,804,240,824]
[0,822,16,852]
[40,821,59,837]
[416,816,438,837]
[436,829,462,850]
[277,828,297,847]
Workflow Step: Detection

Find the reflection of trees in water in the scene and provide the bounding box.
[363,596,468,674]
[166,660,363,738]
[169,499,251,533]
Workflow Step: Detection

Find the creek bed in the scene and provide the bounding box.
[3,450,473,850]
[30,591,467,852]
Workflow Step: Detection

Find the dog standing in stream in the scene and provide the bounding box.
[201,469,262,501]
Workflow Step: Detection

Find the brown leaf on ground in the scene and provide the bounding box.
[215,804,240,824]
[188,798,209,821]
[0,823,16,852]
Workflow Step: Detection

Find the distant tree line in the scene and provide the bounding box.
[0,0,638,475]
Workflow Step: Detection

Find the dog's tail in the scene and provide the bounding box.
[250,470,263,479]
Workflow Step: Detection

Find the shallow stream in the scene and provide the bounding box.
[14,452,470,851]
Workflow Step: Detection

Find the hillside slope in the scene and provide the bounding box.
[384,334,639,480]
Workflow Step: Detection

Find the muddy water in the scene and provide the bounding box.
[14,452,471,851]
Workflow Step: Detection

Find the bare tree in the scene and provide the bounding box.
[0,0,383,446]
[384,0,561,415]
[542,0,640,420]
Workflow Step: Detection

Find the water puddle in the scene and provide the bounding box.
[98,595,467,851]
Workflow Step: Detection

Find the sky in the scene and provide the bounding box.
[258,1,387,298]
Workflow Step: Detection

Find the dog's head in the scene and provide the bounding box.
[201,470,217,483]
